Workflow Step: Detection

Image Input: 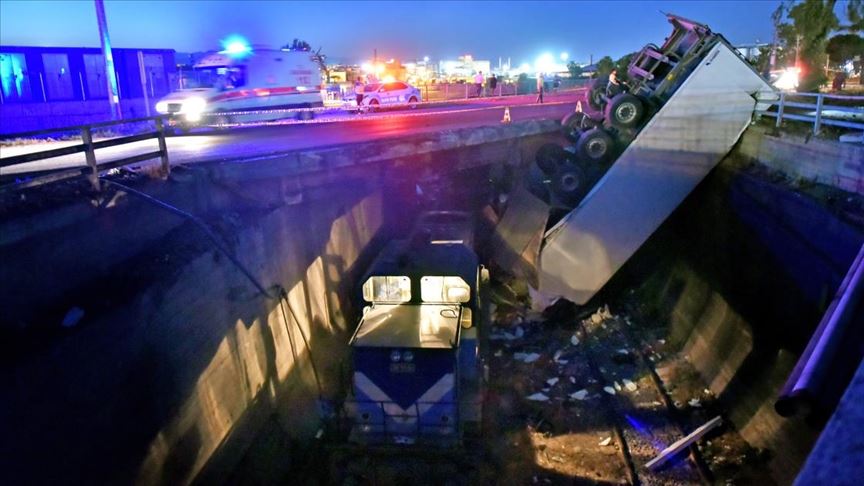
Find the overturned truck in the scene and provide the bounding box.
[497,14,777,304]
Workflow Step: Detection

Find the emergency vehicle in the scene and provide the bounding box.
[155,46,325,127]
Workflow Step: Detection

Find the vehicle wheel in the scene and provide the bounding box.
[408,96,418,109]
[551,164,588,206]
[604,93,645,129]
[535,143,568,175]
[586,76,608,111]
[298,110,314,121]
[575,127,614,164]
[368,99,379,112]
[561,112,598,142]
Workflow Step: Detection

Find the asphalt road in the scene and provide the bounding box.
[1,90,585,175]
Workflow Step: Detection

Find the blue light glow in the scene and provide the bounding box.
[219,35,252,58]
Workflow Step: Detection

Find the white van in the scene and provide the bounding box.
[156,47,324,126]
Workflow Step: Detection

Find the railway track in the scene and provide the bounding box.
[574,305,711,485]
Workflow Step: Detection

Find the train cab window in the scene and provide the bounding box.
[362,276,411,303]
[421,276,470,303]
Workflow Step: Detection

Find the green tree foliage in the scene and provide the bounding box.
[567,61,584,78]
[775,0,839,91]
[595,56,615,76]
[826,33,864,73]
[615,53,636,76]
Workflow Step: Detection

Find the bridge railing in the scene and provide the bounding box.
[0,115,172,192]
[756,91,864,136]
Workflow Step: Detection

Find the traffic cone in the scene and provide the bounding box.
[575,100,583,113]
[501,106,511,124]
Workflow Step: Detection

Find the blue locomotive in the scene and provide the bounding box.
[346,211,484,446]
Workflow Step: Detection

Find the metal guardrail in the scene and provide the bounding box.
[757,91,864,135]
[0,115,171,192]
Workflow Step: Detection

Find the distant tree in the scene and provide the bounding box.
[595,56,615,76]
[841,0,864,31]
[775,0,839,91]
[567,61,583,78]
[826,33,864,69]
[282,39,312,51]
[614,52,635,77]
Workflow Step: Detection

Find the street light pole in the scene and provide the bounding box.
[95,0,122,119]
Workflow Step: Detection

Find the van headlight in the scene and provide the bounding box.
[183,97,207,122]
[155,101,168,113]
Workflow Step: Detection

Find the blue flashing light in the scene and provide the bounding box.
[220,35,252,58]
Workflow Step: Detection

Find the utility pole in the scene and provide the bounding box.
[95,0,121,119]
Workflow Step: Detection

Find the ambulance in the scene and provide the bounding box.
[156,44,325,127]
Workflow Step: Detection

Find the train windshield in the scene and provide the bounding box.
[362,276,411,303]
[420,276,470,303]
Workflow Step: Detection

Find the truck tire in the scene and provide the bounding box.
[535,143,568,175]
[586,76,608,111]
[551,164,588,206]
[408,96,418,109]
[605,93,645,129]
[298,110,314,121]
[561,112,600,142]
[368,99,379,112]
[575,127,614,164]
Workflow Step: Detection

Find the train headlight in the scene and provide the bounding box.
[390,350,402,362]
[402,351,414,362]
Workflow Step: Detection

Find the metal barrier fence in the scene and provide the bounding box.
[0,115,170,191]
[757,91,864,135]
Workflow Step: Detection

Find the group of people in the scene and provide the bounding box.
[473,71,499,97]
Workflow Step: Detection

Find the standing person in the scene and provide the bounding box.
[606,68,623,97]
[536,72,544,103]
[354,77,365,107]
[474,71,484,97]
[489,74,498,96]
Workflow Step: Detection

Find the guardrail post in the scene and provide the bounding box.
[814,94,824,136]
[775,92,785,128]
[80,126,100,192]
[155,117,170,177]
[465,83,469,99]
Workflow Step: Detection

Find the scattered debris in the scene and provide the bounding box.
[569,377,576,384]
[315,428,324,439]
[614,381,622,392]
[688,398,702,408]
[645,416,723,470]
[599,437,613,447]
[589,304,614,324]
[570,335,580,346]
[527,392,550,402]
[514,352,541,363]
[603,386,617,395]
[494,350,503,357]
[546,378,559,387]
[623,379,638,392]
[570,389,589,400]
[61,307,85,328]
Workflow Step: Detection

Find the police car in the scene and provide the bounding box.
[358,81,422,110]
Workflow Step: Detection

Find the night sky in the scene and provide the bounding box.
[0,0,804,64]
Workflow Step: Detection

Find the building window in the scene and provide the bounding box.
[42,53,74,100]
[83,54,108,99]
[0,52,32,102]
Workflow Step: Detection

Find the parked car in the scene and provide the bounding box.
[356,81,422,110]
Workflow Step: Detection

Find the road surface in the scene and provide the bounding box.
[1,90,584,176]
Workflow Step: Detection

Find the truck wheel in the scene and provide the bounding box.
[408,96,418,109]
[586,76,608,111]
[605,93,644,129]
[552,164,588,206]
[298,110,314,121]
[535,143,568,175]
[576,127,614,164]
[368,99,379,112]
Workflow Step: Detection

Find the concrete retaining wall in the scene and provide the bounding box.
[738,125,864,195]
[617,159,864,485]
